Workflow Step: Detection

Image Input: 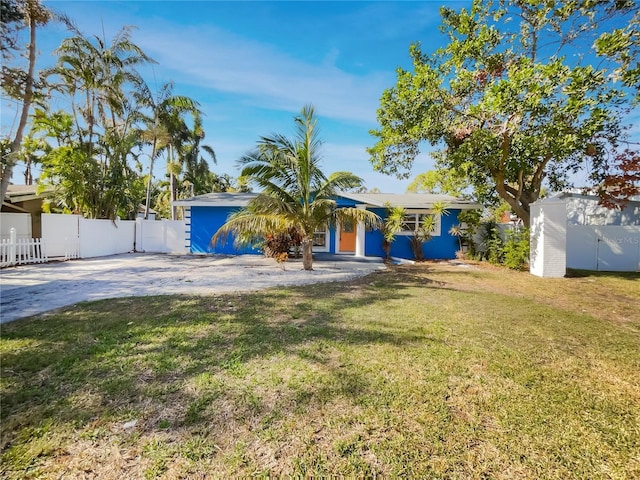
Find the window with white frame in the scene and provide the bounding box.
[312,225,330,251]
[399,211,441,236]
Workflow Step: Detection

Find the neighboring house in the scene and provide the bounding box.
[1,185,52,238]
[173,192,481,260]
[136,205,158,221]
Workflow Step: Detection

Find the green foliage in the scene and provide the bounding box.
[406,168,470,196]
[595,7,640,103]
[369,0,638,225]
[477,222,530,270]
[490,200,512,224]
[503,228,530,271]
[408,201,448,260]
[381,203,405,259]
[452,209,483,258]
[478,221,504,264]
[33,25,155,219]
[135,80,199,219]
[36,110,144,219]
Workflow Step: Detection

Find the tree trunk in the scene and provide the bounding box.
[1,13,37,203]
[144,138,158,220]
[24,161,32,185]
[170,170,177,220]
[302,237,313,270]
[495,180,531,227]
[382,240,391,260]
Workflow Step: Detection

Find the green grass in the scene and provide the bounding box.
[1,263,639,479]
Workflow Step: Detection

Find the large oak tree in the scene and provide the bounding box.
[368,0,638,225]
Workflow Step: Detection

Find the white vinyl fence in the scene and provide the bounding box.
[80,218,135,258]
[0,212,32,240]
[135,219,188,254]
[40,214,188,260]
[41,213,80,259]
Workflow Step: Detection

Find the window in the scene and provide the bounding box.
[312,225,329,251]
[399,211,441,236]
[313,231,326,247]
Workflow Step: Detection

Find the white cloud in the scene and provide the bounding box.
[133,21,393,125]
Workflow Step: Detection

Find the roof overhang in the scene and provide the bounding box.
[337,192,482,210]
[4,185,54,203]
[551,192,640,210]
[1,202,30,213]
[173,192,259,207]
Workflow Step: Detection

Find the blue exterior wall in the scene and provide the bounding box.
[189,201,463,259]
[363,207,462,260]
[190,206,260,254]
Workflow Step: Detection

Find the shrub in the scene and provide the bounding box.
[503,228,530,270]
[478,221,504,264]
[262,228,302,259]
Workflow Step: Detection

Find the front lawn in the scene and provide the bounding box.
[1,263,639,478]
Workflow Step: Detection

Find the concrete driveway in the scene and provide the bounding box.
[0,253,385,324]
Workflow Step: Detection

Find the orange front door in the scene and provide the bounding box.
[339,220,356,252]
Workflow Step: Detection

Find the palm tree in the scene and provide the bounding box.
[182,110,219,195]
[408,202,449,260]
[39,24,153,219]
[135,80,199,219]
[381,203,406,261]
[213,105,381,270]
[49,24,153,161]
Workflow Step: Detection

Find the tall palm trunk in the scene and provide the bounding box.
[168,146,178,220]
[302,237,314,270]
[144,138,158,220]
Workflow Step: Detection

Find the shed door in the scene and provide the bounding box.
[339,220,356,252]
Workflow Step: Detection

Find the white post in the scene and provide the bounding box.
[355,204,366,258]
[9,227,16,266]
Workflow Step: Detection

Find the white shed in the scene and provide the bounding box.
[530,193,640,276]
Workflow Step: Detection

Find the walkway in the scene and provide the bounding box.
[0,253,385,323]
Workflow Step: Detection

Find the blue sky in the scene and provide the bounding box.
[2,1,637,192]
[32,0,462,193]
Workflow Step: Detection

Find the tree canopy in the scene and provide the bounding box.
[368,0,639,225]
[1,12,238,220]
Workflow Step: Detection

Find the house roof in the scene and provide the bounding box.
[137,205,158,215]
[337,192,482,210]
[543,192,640,209]
[173,192,258,207]
[172,191,482,210]
[4,184,53,203]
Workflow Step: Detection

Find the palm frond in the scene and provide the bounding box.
[334,207,382,231]
[211,210,294,247]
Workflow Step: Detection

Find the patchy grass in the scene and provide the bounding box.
[1,262,639,479]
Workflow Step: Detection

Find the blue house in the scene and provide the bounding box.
[173,192,480,260]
